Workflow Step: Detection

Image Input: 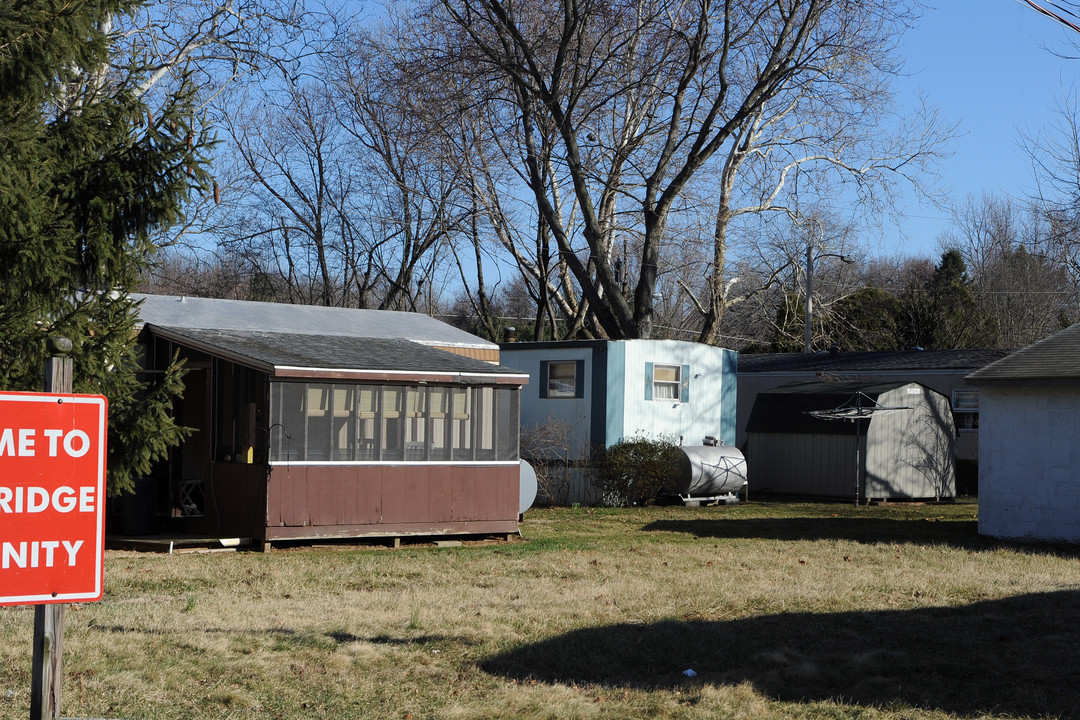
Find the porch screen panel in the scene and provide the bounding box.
[331,385,356,461]
[496,388,520,461]
[475,387,496,461]
[428,388,452,461]
[404,387,427,460]
[451,388,473,460]
[381,386,405,461]
[275,382,307,460]
[305,384,333,460]
[357,386,379,460]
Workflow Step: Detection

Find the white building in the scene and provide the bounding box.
[968,323,1080,543]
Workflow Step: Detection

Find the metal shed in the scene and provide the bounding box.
[745,381,956,502]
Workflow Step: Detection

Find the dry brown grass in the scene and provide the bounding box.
[2,500,1079,720]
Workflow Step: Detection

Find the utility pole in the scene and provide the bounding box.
[804,243,815,353]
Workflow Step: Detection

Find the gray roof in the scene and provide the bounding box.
[756,380,912,396]
[739,349,1011,374]
[149,326,526,383]
[132,293,495,350]
[967,323,1080,385]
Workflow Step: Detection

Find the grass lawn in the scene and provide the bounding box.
[2,499,1079,720]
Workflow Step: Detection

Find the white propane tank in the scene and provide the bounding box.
[519,459,538,514]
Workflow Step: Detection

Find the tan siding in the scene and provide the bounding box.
[432,345,500,364]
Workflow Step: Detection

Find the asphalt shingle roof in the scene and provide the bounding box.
[739,349,1011,374]
[149,327,523,379]
[967,323,1080,385]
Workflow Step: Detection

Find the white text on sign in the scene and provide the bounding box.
[0,428,91,458]
[0,486,97,514]
[2,540,84,568]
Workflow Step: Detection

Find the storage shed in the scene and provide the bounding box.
[122,294,530,548]
[967,323,1080,542]
[745,381,956,502]
[737,349,1011,494]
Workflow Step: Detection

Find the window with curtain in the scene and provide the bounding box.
[546,361,577,398]
[652,364,681,400]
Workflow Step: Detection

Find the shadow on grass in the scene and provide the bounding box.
[642,516,981,547]
[87,623,470,649]
[639,516,1080,557]
[480,590,1080,718]
[328,631,477,647]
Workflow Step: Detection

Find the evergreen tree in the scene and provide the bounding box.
[0,0,211,494]
[895,250,996,350]
[830,287,902,351]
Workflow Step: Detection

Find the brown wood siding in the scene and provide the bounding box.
[264,463,518,538]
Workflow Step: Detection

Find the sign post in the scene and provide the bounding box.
[0,341,107,720]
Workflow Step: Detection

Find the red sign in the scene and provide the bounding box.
[0,392,107,606]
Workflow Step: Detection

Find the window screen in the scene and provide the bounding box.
[269,381,520,463]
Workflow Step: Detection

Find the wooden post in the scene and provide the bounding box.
[30,604,64,720]
[31,341,73,720]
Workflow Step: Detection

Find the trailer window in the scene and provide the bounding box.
[546,362,577,398]
[652,364,681,400]
[952,388,979,431]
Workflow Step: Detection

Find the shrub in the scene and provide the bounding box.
[592,436,683,506]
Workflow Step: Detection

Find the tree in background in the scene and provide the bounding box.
[893,250,996,350]
[0,0,211,493]
[827,287,902,351]
[975,245,1074,346]
[942,194,1076,347]
[417,0,949,342]
[1016,0,1080,35]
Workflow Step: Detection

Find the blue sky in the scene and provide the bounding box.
[889,0,1080,258]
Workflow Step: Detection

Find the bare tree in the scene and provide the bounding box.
[1015,0,1080,35]
[728,211,862,351]
[410,0,950,342]
[942,194,1077,347]
[1027,93,1080,289]
[334,31,469,312]
[520,415,593,506]
[216,79,358,305]
[109,0,329,109]
[103,0,334,257]
[200,24,466,310]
